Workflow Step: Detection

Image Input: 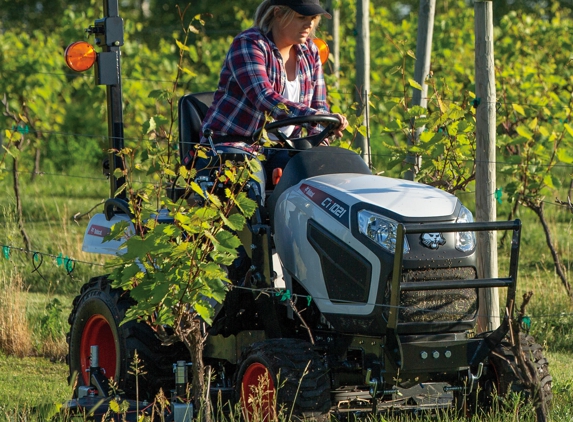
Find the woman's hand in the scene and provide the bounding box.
[330,113,348,138]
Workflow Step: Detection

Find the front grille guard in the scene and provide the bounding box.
[385,219,521,368]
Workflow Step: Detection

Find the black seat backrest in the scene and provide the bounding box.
[178,92,215,164]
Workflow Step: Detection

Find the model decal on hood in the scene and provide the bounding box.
[301,183,349,227]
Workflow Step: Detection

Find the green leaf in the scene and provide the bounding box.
[214,230,241,252]
[188,45,199,62]
[564,123,573,138]
[408,78,423,91]
[512,103,526,116]
[148,90,170,101]
[191,181,205,198]
[515,125,533,140]
[419,131,435,143]
[194,302,214,325]
[143,117,157,134]
[222,213,246,231]
[206,192,223,208]
[407,105,427,119]
[557,147,573,164]
[176,39,190,52]
[150,281,170,306]
[538,126,550,138]
[180,66,197,77]
[234,192,257,217]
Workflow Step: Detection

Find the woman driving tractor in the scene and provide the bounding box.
[198,0,348,181]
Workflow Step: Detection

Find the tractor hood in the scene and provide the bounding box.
[298,173,459,221]
[272,172,471,321]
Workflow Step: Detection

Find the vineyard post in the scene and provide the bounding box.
[475,0,500,331]
[355,0,370,164]
[404,0,436,181]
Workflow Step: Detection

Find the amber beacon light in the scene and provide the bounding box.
[65,41,97,72]
[312,38,330,65]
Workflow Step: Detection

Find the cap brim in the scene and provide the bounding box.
[291,5,332,19]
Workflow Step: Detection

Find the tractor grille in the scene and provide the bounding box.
[385,267,478,323]
[308,221,372,303]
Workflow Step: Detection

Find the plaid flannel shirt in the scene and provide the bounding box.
[201,27,330,141]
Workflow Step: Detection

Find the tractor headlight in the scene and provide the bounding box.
[455,205,476,252]
[358,210,410,254]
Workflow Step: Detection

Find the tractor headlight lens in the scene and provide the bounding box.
[358,210,410,254]
[455,205,476,252]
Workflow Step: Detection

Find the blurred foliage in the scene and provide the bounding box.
[1,0,573,224]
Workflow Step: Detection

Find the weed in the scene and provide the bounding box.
[0,271,33,357]
[34,298,67,361]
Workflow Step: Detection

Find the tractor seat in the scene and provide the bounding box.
[178,92,214,166]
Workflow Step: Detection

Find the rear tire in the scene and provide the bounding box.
[67,276,186,400]
[235,338,331,421]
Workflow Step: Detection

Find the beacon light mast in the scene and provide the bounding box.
[64,3,330,202]
[64,0,126,202]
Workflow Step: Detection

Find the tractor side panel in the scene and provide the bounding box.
[274,184,386,333]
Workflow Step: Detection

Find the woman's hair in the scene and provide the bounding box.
[254,0,320,37]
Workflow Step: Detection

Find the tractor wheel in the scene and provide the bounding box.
[234,338,331,421]
[474,332,552,415]
[67,276,186,400]
[490,333,552,405]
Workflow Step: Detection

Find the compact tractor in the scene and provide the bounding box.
[64,2,551,420]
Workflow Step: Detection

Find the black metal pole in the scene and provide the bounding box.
[92,0,125,200]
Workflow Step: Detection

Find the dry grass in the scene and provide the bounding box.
[0,270,33,357]
[37,336,68,362]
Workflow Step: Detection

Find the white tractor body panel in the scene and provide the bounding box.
[273,173,460,317]
[82,213,135,255]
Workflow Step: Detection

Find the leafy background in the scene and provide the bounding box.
[1,0,573,419]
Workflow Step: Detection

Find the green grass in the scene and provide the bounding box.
[0,353,70,408]
[1,164,573,420]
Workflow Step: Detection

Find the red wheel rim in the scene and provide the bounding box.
[241,363,275,422]
[80,315,117,385]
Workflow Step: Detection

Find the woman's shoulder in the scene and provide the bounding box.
[235,27,267,42]
[229,27,275,54]
[296,39,320,62]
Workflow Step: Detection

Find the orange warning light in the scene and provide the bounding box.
[65,41,97,72]
[313,38,330,65]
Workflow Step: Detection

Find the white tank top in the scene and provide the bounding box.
[278,75,300,138]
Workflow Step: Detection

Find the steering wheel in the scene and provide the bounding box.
[252,114,341,150]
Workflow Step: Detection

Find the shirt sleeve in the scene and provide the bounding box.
[227,35,317,120]
[306,41,331,140]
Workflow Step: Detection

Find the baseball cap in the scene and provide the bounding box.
[270,0,332,19]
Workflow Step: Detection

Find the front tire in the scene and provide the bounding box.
[235,338,331,421]
[472,332,552,415]
[489,332,552,407]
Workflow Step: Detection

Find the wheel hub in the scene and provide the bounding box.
[241,362,275,421]
[79,314,117,386]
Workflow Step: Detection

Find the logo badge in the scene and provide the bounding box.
[420,232,446,249]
